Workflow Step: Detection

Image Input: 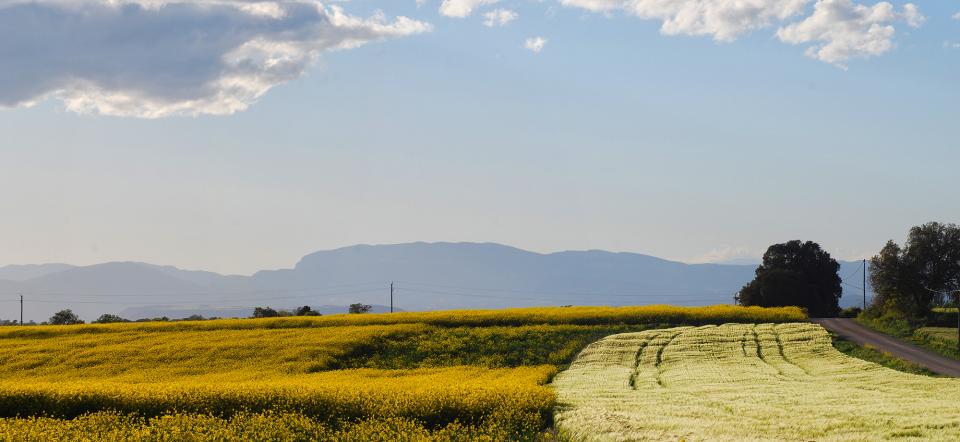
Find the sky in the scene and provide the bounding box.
[0,0,958,275]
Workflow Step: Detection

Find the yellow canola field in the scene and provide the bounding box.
[0,323,428,382]
[553,323,960,441]
[0,366,556,435]
[0,413,528,441]
[0,305,806,440]
[0,304,805,339]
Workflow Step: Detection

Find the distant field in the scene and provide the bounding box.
[0,305,804,440]
[553,323,960,441]
[1,304,805,334]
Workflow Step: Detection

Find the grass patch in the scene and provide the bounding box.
[857,317,960,361]
[918,327,959,343]
[830,334,937,376]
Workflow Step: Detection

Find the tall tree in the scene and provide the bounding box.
[49,309,83,325]
[736,240,842,317]
[93,314,128,324]
[870,222,960,319]
[252,307,279,318]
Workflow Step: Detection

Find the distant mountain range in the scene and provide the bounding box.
[0,242,871,322]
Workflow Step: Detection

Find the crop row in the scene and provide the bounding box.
[0,366,555,421]
[0,412,533,441]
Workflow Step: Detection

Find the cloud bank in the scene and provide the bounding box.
[0,0,938,118]
[559,0,923,66]
[559,0,810,42]
[777,0,924,67]
[0,1,431,118]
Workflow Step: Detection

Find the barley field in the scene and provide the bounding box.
[0,305,803,440]
[553,323,960,441]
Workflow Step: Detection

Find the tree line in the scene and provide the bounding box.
[251,303,372,318]
[2,303,378,326]
[736,221,960,322]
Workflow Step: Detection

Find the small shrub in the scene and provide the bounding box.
[838,307,862,318]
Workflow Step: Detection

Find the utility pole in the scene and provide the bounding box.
[390,282,394,313]
[862,259,867,310]
[19,294,23,326]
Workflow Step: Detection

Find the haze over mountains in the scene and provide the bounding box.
[0,242,870,322]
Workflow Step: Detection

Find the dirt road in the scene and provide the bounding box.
[813,318,960,377]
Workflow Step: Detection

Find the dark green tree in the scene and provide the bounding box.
[870,222,960,319]
[295,305,320,316]
[49,309,84,325]
[252,307,279,318]
[93,314,128,324]
[348,303,372,314]
[736,240,842,317]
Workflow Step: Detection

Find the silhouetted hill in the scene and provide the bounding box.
[250,242,756,310]
[118,304,399,320]
[0,263,74,281]
[0,242,872,322]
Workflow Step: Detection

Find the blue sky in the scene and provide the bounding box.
[0,0,958,274]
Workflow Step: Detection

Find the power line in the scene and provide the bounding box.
[841,264,861,282]
[842,282,864,291]
[399,287,728,303]
[5,280,745,313]
[0,281,387,298]
[10,288,385,306]
[395,281,733,298]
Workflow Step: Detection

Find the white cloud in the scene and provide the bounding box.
[901,3,924,28]
[559,0,811,42]
[483,8,517,27]
[953,11,960,20]
[558,0,622,13]
[439,0,498,18]
[0,1,431,118]
[558,0,924,66]
[524,36,548,52]
[944,41,960,50]
[776,0,923,68]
